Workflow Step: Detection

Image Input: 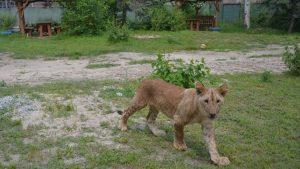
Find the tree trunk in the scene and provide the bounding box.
[288,16,295,33]
[175,0,184,9]
[121,0,126,26]
[17,7,26,35]
[195,6,199,17]
[243,0,250,29]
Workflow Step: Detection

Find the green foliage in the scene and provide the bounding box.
[265,0,300,32]
[251,7,271,28]
[86,63,119,69]
[107,23,130,43]
[126,0,170,30]
[260,71,272,82]
[283,45,300,75]
[0,14,15,30]
[150,8,186,31]
[151,54,210,88]
[44,101,75,118]
[61,0,109,35]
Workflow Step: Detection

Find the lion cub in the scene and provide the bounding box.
[118,79,230,166]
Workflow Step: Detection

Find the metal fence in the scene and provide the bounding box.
[0,0,15,8]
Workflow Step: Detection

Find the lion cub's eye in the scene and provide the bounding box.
[204,99,209,103]
[217,100,220,103]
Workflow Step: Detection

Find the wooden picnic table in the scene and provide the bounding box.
[188,19,200,31]
[187,16,216,31]
[36,22,52,37]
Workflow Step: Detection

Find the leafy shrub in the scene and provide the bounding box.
[107,23,129,43]
[61,0,109,35]
[260,71,272,82]
[168,9,187,31]
[283,45,300,75]
[151,54,210,88]
[251,8,270,28]
[0,14,15,30]
[150,7,169,31]
[150,7,186,31]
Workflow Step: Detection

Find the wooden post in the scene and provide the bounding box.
[243,0,250,29]
[38,24,43,37]
[47,23,52,36]
[214,0,220,26]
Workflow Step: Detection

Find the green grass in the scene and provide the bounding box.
[0,30,299,59]
[128,59,154,65]
[85,63,119,69]
[248,54,280,58]
[0,74,299,168]
[99,121,110,128]
[44,101,75,118]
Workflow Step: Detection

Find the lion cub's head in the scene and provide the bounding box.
[195,82,228,120]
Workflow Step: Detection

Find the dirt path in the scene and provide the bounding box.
[0,44,286,85]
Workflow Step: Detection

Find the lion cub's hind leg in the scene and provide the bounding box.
[119,96,147,131]
[146,106,166,137]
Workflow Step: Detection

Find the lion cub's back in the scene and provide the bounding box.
[137,79,185,115]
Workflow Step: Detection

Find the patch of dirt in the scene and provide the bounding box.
[132,35,161,39]
[0,44,288,85]
[0,93,128,150]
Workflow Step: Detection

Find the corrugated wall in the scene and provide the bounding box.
[0,7,63,26]
[221,4,242,23]
[221,3,267,23]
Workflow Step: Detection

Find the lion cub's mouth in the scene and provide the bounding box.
[209,114,216,119]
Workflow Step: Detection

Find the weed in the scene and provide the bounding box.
[260,71,272,82]
[44,101,75,118]
[249,54,278,58]
[215,58,227,61]
[0,80,7,87]
[113,137,128,144]
[151,54,210,88]
[128,59,153,65]
[283,45,300,75]
[86,63,119,69]
[100,121,110,128]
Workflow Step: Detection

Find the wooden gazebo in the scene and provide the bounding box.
[183,0,221,31]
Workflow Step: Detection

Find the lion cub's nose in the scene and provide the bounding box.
[209,114,216,119]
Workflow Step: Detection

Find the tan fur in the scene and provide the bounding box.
[119,79,230,166]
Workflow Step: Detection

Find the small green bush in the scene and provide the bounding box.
[151,54,210,88]
[0,14,15,30]
[251,8,270,28]
[150,7,186,31]
[107,23,129,43]
[283,45,300,75]
[61,0,109,35]
[260,71,272,82]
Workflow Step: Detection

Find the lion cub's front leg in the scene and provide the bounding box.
[202,121,230,166]
[173,123,187,151]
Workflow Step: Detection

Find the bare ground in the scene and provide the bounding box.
[0,44,286,85]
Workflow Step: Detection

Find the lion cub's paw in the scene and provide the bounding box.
[173,141,187,151]
[212,156,230,166]
[118,121,128,132]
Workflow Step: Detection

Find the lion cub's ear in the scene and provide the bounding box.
[195,82,205,95]
[218,83,228,96]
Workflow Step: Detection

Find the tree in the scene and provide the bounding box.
[13,0,52,35]
[243,0,250,29]
[266,0,300,33]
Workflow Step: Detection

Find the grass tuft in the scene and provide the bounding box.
[86,63,120,69]
[128,59,154,65]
